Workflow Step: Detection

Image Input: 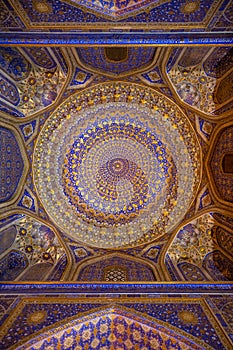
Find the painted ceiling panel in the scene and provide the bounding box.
[0,0,230,30]
[0,0,24,30]
[167,61,217,114]
[75,46,157,77]
[66,0,171,19]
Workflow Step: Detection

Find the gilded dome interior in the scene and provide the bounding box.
[0,1,233,349]
[33,83,201,248]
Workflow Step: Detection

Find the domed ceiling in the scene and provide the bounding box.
[33,82,201,248]
[0,44,232,282]
[0,2,233,349]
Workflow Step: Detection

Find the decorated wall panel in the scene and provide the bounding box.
[213,213,233,231]
[203,250,233,281]
[203,47,233,79]
[165,212,233,281]
[0,72,20,105]
[0,290,232,350]
[0,48,31,81]
[23,48,57,70]
[177,262,208,281]
[0,214,67,281]
[0,125,28,206]
[17,65,66,116]
[0,47,68,117]
[166,47,233,115]
[140,65,164,86]
[210,126,233,203]
[0,225,17,255]
[167,57,217,114]
[215,71,233,105]
[17,187,38,213]
[215,226,233,258]
[69,66,93,88]
[0,250,28,281]
[77,255,156,281]
[16,308,204,350]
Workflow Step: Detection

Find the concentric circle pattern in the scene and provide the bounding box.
[33,82,201,248]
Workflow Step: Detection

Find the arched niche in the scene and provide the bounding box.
[73,252,159,281]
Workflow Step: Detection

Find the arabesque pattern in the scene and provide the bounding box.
[16,309,203,350]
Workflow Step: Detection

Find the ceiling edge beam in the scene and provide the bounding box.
[0,282,232,295]
[0,31,233,46]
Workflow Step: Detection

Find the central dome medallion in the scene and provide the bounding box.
[33,82,201,248]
